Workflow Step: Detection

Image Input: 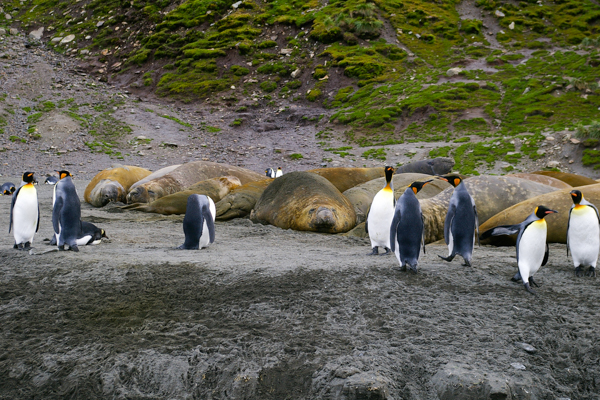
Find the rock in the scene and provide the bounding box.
[509,22,515,30]
[29,27,44,40]
[510,362,526,370]
[291,68,301,78]
[60,34,75,44]
[280,48,293,56]
[9,28,18,35]
[80,49,89,55]
[495,10,505,17]
[96,21,104,27]
[51,37,63,43]
[545,136,555,141]
[446,67,463,77]
[536,149,546,155]
[515,342,537,354]
[0,28,5,35]
[570,138,580,144]
[232,1,242,8]
[5,13,11,20]
[547,160,561,168]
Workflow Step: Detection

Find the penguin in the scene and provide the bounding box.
[390,180,433,273]
[276,167,283,178]
[438,175,479,267]
[52,170,83,252]
[480,205,558,295]
[366,166,395,255]
[1,182,16,196]
[45,175,59,185]
[265,168,276,179]
[567,189,599,277]
[177,194,216,250]
[47,221,108,246]
[9,172,39,250]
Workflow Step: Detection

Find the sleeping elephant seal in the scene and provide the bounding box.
[250,171,356,233]
[215,178,273,220]
[129,164,181,191]
[480,183,600,245]
[532,171,597,187]
[84,165,152,207]
[307,167,384,193]
[126,161,264,204]
[343,173,451,224]
[395,157,455,175]
[420,176,563,244]
[122,176,241,215]
[505,173,572,189]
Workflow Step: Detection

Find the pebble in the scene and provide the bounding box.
[515,342,537,354]
[510,362,526,370]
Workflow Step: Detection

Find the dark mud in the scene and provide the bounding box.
[1,180,599,399]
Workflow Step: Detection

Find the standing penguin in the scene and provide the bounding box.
[52,170,82,252]
[177,194,216,250]
[1,182,16,196]
[567,189,600,277]
[480,205,558,294]
[276,167,283,178]
[390,180,433,272]
[9,172,39,250]
[265,168,276,179]
[439,175,479,266]
[366,166,395,255]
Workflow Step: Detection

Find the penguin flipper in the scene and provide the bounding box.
[479,224,520,240]
[52,196,64,235]
[36,203,40,233]
[567,206,573,257]
[421,214,426,254]
[444,204,455,246]
[8,186,21,233]
[389,209,401,253]
[542,242,550,267]
[474,204,480,247]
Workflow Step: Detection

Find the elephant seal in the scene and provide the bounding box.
[395,157,455,175]
[250,171,356,233]
[215,178,273,221]
[480,183,600,245]
[307,167,385,193]
[84,165,152,207]
[122,176,241,215]
[129,164,181,191]
[532,171,597,187]
[505,173,572,189]
[420,175,563,244]
[343,173,451,224]
[126,161,264,204]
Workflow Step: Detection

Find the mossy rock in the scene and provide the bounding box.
[307,89,322,102]
[260,81,277,93]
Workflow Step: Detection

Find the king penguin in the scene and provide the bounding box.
[390,180,433,273]
[1,182,16,196]
[48,221,108,246]
[366,166,395,255]
[177,194,216,250]
[9,172,39,250]
[276,167,283,178]
[52,170,83,252]
[480,205,558,295]
[567,189,600,277]
[438,175,479,267]
[265,168,276,179]
[45,175,58,185]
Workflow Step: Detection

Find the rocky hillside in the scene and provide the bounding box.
[1,0,600,176]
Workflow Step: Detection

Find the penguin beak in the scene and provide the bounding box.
[545,210,558,214]
[436,175,448,182]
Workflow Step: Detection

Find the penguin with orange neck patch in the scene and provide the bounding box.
[567,189,600,277]
[366,166,395,255]
[480,205,558,295]
[52,170,82,252]
[438,175,479,267]
[9,172,39,250]
[390,180,432,273]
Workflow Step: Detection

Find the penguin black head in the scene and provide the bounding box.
[3,184,16,195]
[570,190,583,205]
[439,175,462,188]
[409,180,433,195]
[22,171,35,184]
[56,170,72,180]
[384,166,395,182]
[534,205,558,219]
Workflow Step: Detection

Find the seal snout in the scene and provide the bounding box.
[312,206,336,229]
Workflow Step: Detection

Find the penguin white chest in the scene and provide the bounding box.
[518,220,547,279]
[13,186,38,244]
[568,206,600,267]
[367,189,395,248]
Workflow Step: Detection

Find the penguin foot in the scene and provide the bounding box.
[511,272,522,283]
[367,247,379,255]
[575,266,584,277]
[70,245,79,252]
[586,267,596,278]
[15,243,25,250]
[24,242,31,250]
[524,283,537,295]
[407,264,418,274]
[462,259,472,267]
[438,255,455,263]
[380,247,391,256]
[392,265,407,272]
[528,277,540,288]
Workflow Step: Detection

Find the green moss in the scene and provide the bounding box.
[257,40,277,49]
[230,65,250,76]
[362,148,387,161]
[582,149,600,169]
[307,89,322,102]
[290,153,304,160]
[260,81,278,93]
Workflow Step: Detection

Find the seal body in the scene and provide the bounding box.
[480,206,558,294]
[532,171,597,187]
[85,165,152,207]
[251,172,356,233]
[439,176,478,267]
[567,190,600,277]
[215,179,273,220]
[177,195,216,250]
[1,182,16,195]
[9,172,39,249]
[52,174,82,251]
[366,166,395,255]
[395,157,454,175]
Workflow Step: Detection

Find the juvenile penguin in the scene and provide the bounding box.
[276,167,283,178]
[177,194,216,250]
[366,166,395,255]
[9,172,39,250]
[480,205,558,294]
[45,175,58,185]
[567,190,600,277]
[1,182,16,196]
[265,168,276,178]
[439,175,479,267]
[390,180,433,272]
[52,170,82,252]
